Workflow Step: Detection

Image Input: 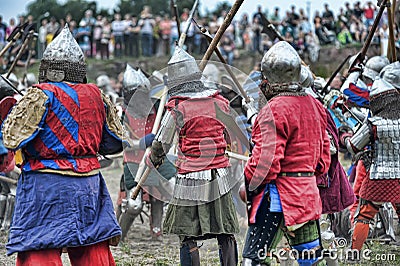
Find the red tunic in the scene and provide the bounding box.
[24,83,106,173]
[166,92,230,174]
[244,95,331,225]
[123,109,156,164]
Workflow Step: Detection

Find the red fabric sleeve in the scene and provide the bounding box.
[244,103,286,189]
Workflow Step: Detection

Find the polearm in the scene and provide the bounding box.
[348,0,388,71]
[387,0,396,62]
[6,30,35,79]
[0,175,17,186]
[321,54,352,95]
[131,76,169,199]
[199,0,244,71]
[192,18,250,103]
[170,0,181,37]
[0,73,24,96]
[0,22,27,58]
[177,0,199,47]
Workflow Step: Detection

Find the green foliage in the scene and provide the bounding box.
[116,0,195,17]
[26,0,99,24]
[211,1,232,16]
[25,0,198,22]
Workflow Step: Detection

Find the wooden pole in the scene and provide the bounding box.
[198,0,244,71]
[131,82,169,200]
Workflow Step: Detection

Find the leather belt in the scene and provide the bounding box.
[278,172,314,177]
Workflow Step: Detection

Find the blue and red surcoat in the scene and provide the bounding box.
[3,82,122,255]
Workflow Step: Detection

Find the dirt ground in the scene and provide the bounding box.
[1,158,399,265]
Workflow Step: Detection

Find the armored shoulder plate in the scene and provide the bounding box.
[2,87,48,149]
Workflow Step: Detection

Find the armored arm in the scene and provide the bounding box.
[342,122,371,155]
[1,87,48,150]
[148,110,176,167]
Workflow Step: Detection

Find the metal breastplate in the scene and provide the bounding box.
[369,117,400,180]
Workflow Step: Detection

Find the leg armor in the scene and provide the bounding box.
[285,220,323,266]
[351,200,380,250]
[119,189,143,242]
[217,234,238,266]
[1,193,15,231]
[180,238,200,266]
[242,202,284,264]
[150,196,163,240]
[0,194,7,225]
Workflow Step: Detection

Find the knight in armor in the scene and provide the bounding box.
[338,56,390,228]
[301,65,355,266]
[117,64,176,241]
[0,25,123,265]
[241,41,331,266]
[341,61,400,253]
[340,55,389,109]
[147,46,240,266]
[96,74,120,104]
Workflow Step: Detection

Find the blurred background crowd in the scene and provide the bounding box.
[1,1,400,73]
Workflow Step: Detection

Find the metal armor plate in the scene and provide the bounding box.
[369,117,400,180]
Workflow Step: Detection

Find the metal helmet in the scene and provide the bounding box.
[167,45,202,89]
[370,62,400,98]
[300,65,314,88]
[0,76,15,100]
[137,69,151,90]
[39,24,86,83]
[5,73,19,88]
[122,65,150,92]
[261,41,301,84]
[24,73,36,87]
[363,56,390,81]
[370,62,400,119]
[96,74,111,88]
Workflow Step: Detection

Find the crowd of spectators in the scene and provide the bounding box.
[0,1,399,72]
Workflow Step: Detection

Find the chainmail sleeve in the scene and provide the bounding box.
[99,92,127,155]
[1,87,49,150]
[101,92,126,140]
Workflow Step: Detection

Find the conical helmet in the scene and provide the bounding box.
[261,41,301,84]
[137,69,151,90]
[122,64,151,104]
[39,24,86,83]
[167,45,202,89]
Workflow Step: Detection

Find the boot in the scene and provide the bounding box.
[180,239,200,266]
[217,234,238,266]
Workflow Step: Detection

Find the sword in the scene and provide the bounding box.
[214,102,250,151]
[177,0,199,48]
